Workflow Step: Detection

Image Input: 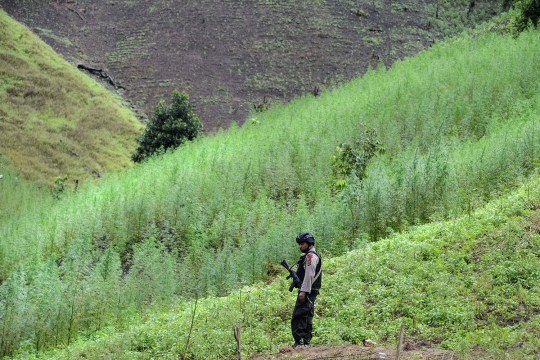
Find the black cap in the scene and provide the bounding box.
[296,232,315,244]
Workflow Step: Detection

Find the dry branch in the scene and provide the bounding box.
[66,6,85,21]
[233,325,242,359]
[396,324,405,360]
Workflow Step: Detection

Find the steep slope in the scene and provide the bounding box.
[0,10,143,184]
[2,0,504,130]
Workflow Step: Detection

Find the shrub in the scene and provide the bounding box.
[509,0,540,34]
[132,90,203,162]
[330,124,384,190]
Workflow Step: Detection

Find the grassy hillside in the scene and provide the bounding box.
[0,23,539,357]
[15,173,540,359]
[0,10,143,185]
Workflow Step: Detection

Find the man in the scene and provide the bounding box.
[291,232,322,349]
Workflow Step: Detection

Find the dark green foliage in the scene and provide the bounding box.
[507,0,540,37]
[253,96,270,113]
[132,90,203,162]
[509,0,540,34]
[330,125,386,240]
[52,175,68,200]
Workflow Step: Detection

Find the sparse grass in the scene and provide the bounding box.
[0,10,143,185]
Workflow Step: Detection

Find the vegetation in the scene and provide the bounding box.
[12,174,540,359]
[330,123,385,190]
[132,90,203,163]
[52,175,69,200]
[0,159,53,228]
[1,10,540,359]
[0,9,143,185]
[508,0,540,34]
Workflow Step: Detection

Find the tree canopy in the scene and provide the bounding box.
[132,90,203,162]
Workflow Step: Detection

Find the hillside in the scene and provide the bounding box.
[0,22,539,358]
[13,173,539,359]
[0,9,143,184]
[2,0,505,130]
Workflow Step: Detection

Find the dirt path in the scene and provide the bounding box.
[250,344,456,359]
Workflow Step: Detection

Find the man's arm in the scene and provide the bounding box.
[300,253,319,294]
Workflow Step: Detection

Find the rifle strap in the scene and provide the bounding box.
[313,267,322,282]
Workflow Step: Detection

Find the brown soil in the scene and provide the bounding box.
[2,0,501,131]
[250,344,455,360]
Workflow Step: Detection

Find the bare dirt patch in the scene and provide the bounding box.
[250,344,455,360]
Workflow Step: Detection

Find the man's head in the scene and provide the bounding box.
[296,232,315,253]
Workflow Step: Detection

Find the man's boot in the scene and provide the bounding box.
[292,339,304,349]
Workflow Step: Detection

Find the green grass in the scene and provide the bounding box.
[0,16,539,358]
[0,10,143,185]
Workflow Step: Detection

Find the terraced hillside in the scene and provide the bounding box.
[3,0,503,130]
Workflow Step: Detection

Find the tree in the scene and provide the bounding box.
[132,90,203,162]
[330,124,386,240]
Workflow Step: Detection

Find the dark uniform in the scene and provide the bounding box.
[291,232,322,347]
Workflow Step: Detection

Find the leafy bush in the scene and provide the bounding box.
[330,124,386,239]
[509,0,540,34]
[330,124,384,190]
[131,90,203,162]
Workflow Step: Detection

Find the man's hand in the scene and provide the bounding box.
[298,291,306,303]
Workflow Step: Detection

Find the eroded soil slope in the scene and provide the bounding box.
[3,0,501,130]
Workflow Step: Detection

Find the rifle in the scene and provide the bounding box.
[281,259,302,292]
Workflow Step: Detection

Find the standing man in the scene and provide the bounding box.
[291,232,322,348]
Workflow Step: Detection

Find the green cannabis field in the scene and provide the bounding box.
[20,174,540,359]
[1,13,540,359]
